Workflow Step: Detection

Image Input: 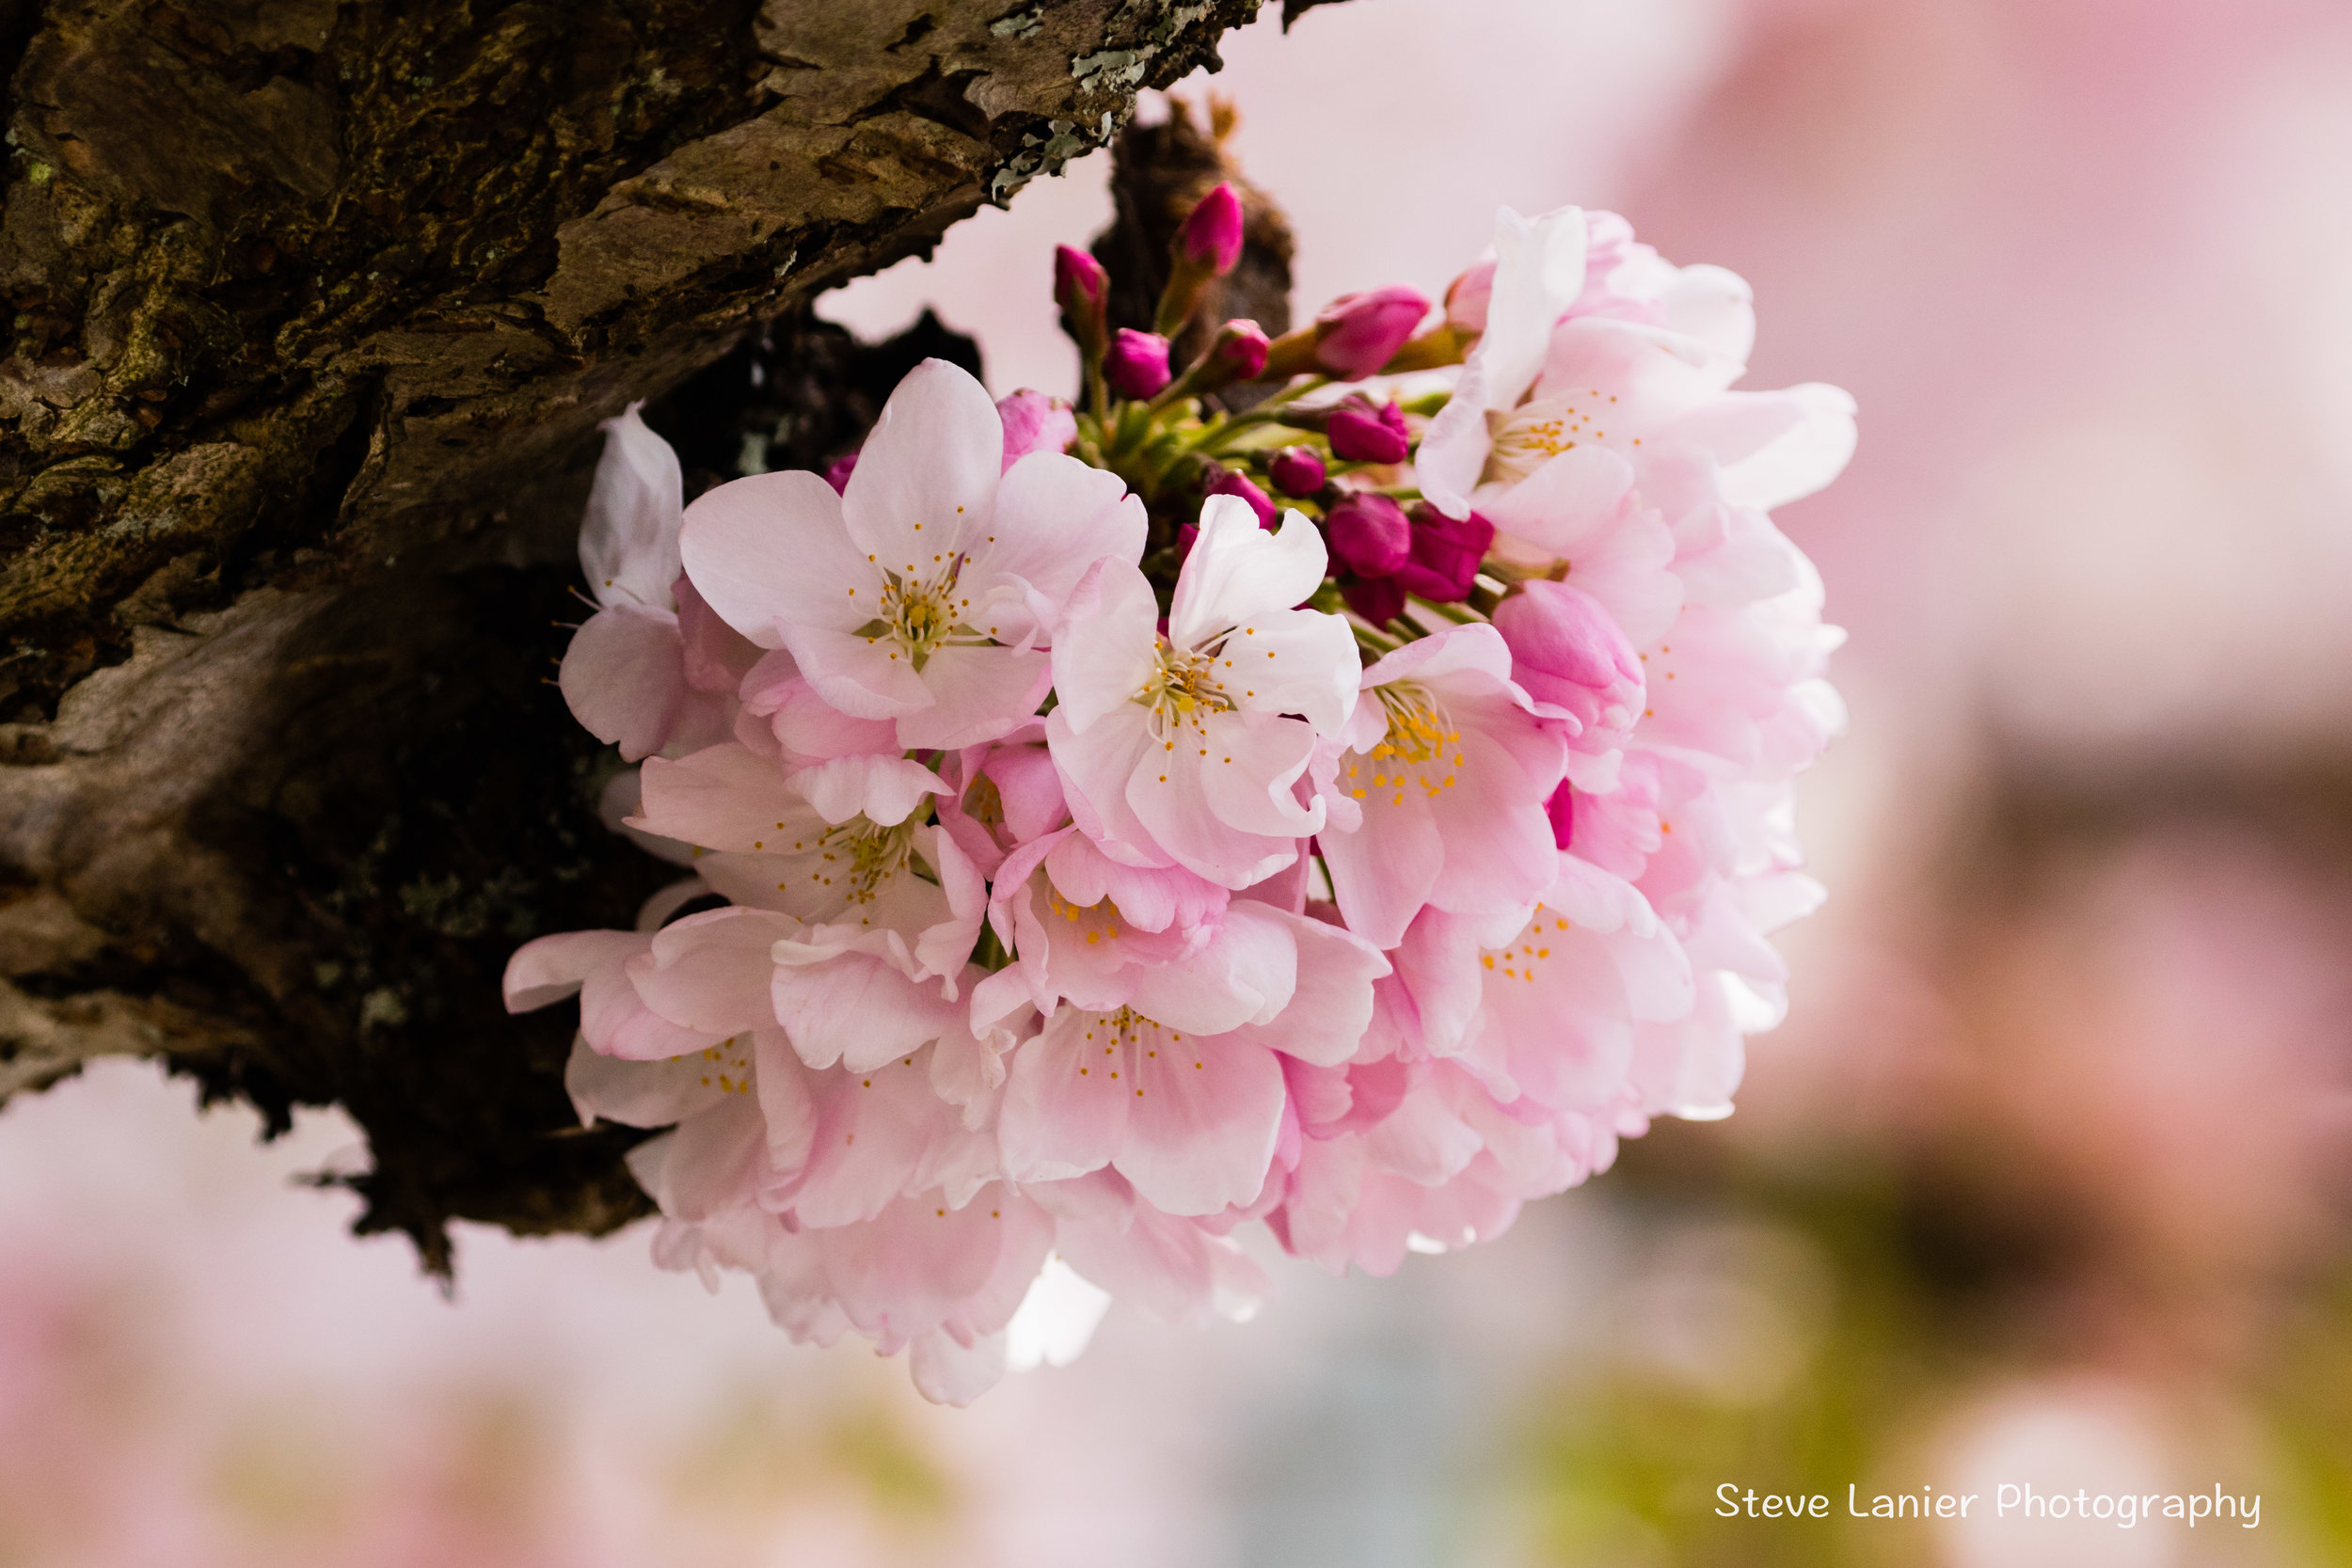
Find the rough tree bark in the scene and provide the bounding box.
[0,0,1307,1269]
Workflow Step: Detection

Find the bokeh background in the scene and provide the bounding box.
[7,0,2352,1562]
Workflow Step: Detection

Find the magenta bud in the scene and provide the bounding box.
[1267,445,1327,498]
[994,388,1077,469]
[822,451,859,495]
[1179,182,1246,275]
[1492,579,1645,729]
[1203,467,1278,529]
[1105,329,1173,400]
[1213,318,1271,380]
[1324,492,1411,577]
[1313,285,1431,378]
[1391,503,1495,602]
[1542,779,1577,848]
[1326,396,1410,465]
[1054,245,1109,314]
[1341,575,1406,626]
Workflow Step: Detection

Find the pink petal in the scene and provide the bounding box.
[633,743,807,852]
[999,1010,1128,1186]
[840,358,1004,576]
[679,469,871,648]
[559,603,687,763]
[1118,1033,1286,1217]
[770,952,961,1072]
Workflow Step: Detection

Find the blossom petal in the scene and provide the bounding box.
[559,604,687,763]
[580,404,683,610]
[1119,1033,1285,1217]
[770,951,960,1072]
[895,643,1051,751]
[840,357,1003,572]
[1047,558,1161,735]
[970,452,1148,646]
[680,469,872,647]
[999,1010,1128,1185]
[1168,499,1327,650]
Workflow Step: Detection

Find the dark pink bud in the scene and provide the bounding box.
[994,388,1077,469]
[1203,467,1277,529]
[1267,445,1326,498]
[1213,318,1271,379]
[1341,575,1406,626]
[1324,492,1411,577]
[1542,779,1577,848]
[1178,182,1245,275]
[1326,396,1410,464]
[1390,503,1494,602]
[822,451,859,495]
[1313,285,1430,377]
[1054,245,1108,314]
[1492,579,1645,731]
[1105,328,1172,399]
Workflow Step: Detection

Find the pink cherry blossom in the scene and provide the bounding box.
[1419,203,1855,528]
[1046,495,1359,888]
[680,358,1146,750]
[1315,623,1569,949]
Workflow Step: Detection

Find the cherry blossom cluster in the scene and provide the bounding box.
[509,189,1852,1402]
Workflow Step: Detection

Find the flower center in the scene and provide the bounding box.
[815,816,920,907]
[1345,682,1466,807]
[1071,1006,1203,1088]
[1135,640,1236,739]
[861,558,982,671]
[1485,388,1620,484]
[1481,901,1572,984]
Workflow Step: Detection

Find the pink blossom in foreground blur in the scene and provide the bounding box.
[516,199,1848,1402]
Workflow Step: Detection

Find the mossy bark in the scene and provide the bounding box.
[0,0,1287,1268]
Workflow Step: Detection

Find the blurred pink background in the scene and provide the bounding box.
[9,1,2352,1562]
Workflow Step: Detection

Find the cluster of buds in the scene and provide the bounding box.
[1045,182,1503,641]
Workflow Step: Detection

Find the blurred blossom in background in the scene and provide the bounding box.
[8,0,2352,1562]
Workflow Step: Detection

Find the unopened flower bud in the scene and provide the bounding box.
[995,389,1076,469]
[1324,492,1411,577]
[1390,502,1494,602]
[1056,245,1110,372]
[1212,318,1271,380]
[1312,285,1430,377]
[822,451,859,495]
[1177,182,1245,276]
[1326,396,1410,464]
[1054,244,1109,316]
[1105,329,1172,400]
[1341,575,1406,626]
[1267,446,1326,498]
[1202,467,1277,529]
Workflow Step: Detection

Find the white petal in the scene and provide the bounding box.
[1168,499,1327,650]
[680,469,873,647]
[841,358,1003,573]
[580,404,683,609]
